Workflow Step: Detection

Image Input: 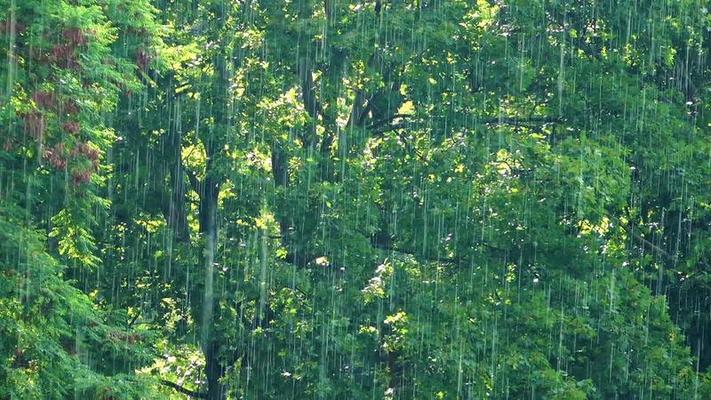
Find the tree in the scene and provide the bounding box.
[2,0,710,399]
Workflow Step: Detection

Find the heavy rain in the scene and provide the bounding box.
[0,0,710,399]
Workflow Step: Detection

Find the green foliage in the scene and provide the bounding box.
[0,204,158,398]
[1,0,710,398]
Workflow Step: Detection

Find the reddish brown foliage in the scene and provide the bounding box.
[136,48,151,70]
[23,112,46,139]
[32,90,56,109]
[63,120,80,135]
[71,168,93,185]
[72,142,100,161]
[62,28,87,46]
[69,142,101,185]
[51,44,72,59]
[43,143,67,170]
[51,44,78,68]
[63,99,80,115]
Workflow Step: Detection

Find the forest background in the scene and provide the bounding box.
[1,0,711,399]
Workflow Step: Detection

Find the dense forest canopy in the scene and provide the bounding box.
[1,0,710,398]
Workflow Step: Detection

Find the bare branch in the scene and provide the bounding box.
[160,380,206,399]
[626,228,673,260]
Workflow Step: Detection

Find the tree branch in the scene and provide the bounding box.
[369,115,563,135]
[478,116,563,126]
[367,113,413,130]
[370,121,412,135]
[346,52,385,128]
[186,168,201,195]
[127,311,140,328]
[298,57,327,125]
[160,380,207,399]
[346,89,367,128]
[371,241,458,265]
[626,227,673,260]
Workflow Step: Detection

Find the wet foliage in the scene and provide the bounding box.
[1,0,710,399]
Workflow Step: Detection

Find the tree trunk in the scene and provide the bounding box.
[199,173,224,399]
[204,339,226,400]
[199,2,230,395]
[167,116,190,243]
